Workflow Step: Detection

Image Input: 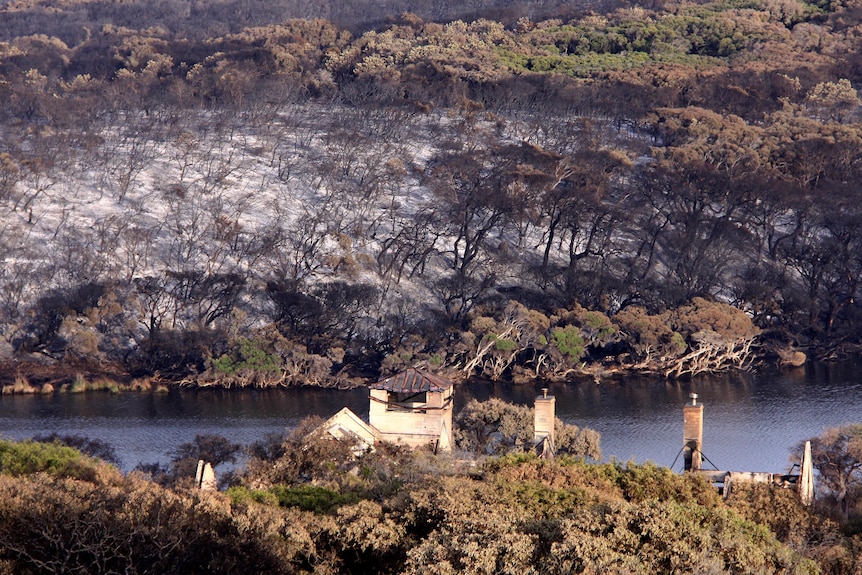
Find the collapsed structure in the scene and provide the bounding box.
[534,388,556,459]
[315,368,454,453]
[316,368,557,457]
[368,368,454,452]
[682,393,814,505]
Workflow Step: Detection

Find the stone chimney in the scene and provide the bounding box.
[683,393,704,472]
[534,388,556,458]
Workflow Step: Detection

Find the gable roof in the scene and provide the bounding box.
[318,407,380,450]
[370,368,453,393]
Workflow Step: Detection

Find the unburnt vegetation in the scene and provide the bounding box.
[1,0,861,389]
[2,424,862,574]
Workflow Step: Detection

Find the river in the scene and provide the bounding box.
[1,357,860,474]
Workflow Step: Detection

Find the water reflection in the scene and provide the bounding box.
[0,357,860,474]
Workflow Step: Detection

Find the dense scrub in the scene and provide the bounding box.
[1,0,862,387]
[2,436,851,574]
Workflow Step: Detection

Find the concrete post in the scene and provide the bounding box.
[799,440,814,506]
[683,393,704,472]
[534,388,556,458]
[195,459,217,491]
[200,462,217,491]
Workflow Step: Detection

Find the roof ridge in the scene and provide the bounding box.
[371,367,453,393]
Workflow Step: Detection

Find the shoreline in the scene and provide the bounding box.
[5,341,861,395]
[0,353,809,395]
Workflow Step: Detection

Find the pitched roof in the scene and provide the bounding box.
[370,368,453,393]
[320,407,380,448]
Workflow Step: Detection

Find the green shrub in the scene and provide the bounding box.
[0,439,94,479]
[504,480,589,518]
[490,335,517,351]
[212,338,282,375]
[484,451,542,471]
[551,326,585,359]
[226,486,280,507]
[270,484,360,514]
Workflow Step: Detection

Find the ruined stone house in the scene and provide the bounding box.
[368,368,454,452]
[316,368,454,453]
[315,368,558,458]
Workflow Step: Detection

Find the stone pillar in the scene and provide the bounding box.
[799,440,814,506]
[534,388,556,458]
[195,459,217,491]
[683,393,703,472]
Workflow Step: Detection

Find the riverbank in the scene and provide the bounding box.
[0,358,716,394]
[2,358,861,476]
[4,337,861,395]
[0,350,796,395]
[0,362,167,395]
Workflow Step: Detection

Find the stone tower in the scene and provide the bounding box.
[683,393,704,472]
[534,388,556,459]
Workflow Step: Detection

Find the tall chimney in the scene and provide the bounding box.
[683,393,703,472]
[799,440,814,506]
[534,388,556,458]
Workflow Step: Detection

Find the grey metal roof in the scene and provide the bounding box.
[370,368,453,393]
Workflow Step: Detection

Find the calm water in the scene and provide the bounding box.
[1,357,860,473]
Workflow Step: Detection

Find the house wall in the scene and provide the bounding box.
[369,387,453,451]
